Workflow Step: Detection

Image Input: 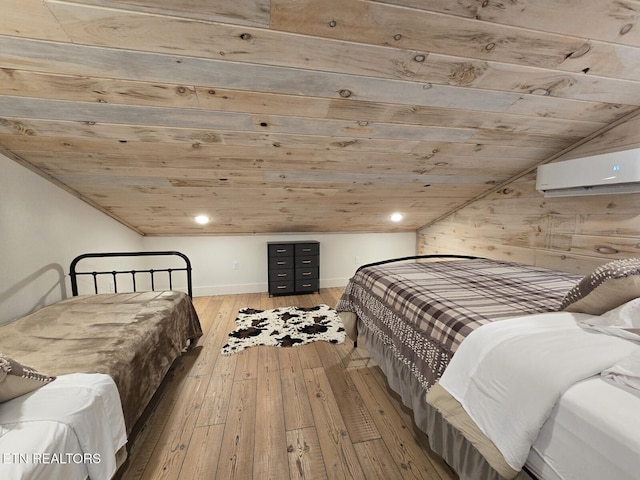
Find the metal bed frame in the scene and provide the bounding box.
[356,254,482,272]
[69,251,193,298]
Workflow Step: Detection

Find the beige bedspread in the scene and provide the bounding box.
[0,291,202,433]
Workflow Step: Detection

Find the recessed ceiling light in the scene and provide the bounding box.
[194,215,210,225]
[390,212,404,222]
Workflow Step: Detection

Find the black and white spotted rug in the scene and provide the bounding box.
[221,304,346,355]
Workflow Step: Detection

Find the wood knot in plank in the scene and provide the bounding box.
[1,119,35,136]
[239,33,252,40]
[328,20,337,28]
[338,89,352,98]
[192,132,220,143]
[620,23,634,35]
[596,246,619,255]
[565,43,591,59]
[531,88,551,96]
[449,63,483,86]
[331,139,358,148]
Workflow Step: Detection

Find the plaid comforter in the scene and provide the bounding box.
[336,258,581,390]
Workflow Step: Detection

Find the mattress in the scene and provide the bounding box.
[429,310,640,478]
[0,373,127,480]
[528,377,640,480]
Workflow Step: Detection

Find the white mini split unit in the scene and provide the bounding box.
[536,148,640,197]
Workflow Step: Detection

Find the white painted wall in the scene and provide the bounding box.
[2,155,417,322]
[0,155,143,324]
[144,232,416,296]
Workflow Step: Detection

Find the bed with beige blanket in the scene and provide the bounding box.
[337,255,640,479]
[0,251,202,480]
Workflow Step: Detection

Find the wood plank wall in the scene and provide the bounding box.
[417,112,640,274]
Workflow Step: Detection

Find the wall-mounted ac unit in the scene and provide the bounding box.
[536,148,640,197]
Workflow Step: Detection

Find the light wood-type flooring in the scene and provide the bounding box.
[116,288,458,480]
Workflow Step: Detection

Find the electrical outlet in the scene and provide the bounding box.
[232,260,240,270]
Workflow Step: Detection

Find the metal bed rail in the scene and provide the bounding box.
[355,254,482,272]
[70,251,193,298]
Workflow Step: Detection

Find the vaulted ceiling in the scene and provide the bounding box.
[2,0,640,235]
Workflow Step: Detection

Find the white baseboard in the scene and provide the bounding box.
[192,278,349,297]
[193,283,265,297]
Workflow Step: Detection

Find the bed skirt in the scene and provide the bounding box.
[358,320,533,480]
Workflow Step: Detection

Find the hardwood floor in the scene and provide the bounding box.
[117,288,458,480]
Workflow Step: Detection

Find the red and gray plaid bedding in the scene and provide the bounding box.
[336,258,581,391]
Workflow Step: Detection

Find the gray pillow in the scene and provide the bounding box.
[560,258,640,315]
[0,354,56,402]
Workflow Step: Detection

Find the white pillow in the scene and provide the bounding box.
[602,349,640,392]
[576,297,640,342]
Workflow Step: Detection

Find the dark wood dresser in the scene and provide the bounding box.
[267,241,320,295]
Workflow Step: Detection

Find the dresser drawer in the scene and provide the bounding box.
[295,243,319,256]
[269,269,294,281]
[295,279,319,292]
[268,243,295,257]
[296,267,318,280]
[296,255,318,268]
[269,281,295,295]
[268,256,294,269]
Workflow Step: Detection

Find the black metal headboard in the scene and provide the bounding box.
[70,251,193,298]
[355,254,482,272]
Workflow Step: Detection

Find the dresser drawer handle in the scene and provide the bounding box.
[302,260,311,264]
[277,273,287,277]
[276,249,287,253]
[302,248,311,252]
[302,272,311,276]
[302,284,312,288]
[277,261,287,265]
[277,285,288,289]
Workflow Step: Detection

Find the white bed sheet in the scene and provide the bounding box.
[0,373,127,480]
[527,376,640,480]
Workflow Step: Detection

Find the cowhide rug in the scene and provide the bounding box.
[221,304,346,355]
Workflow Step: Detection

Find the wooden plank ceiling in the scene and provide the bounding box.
[1,0,640,235]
